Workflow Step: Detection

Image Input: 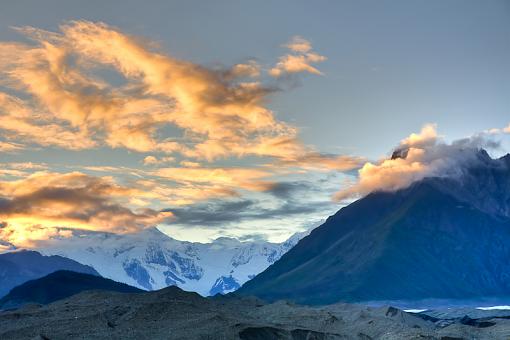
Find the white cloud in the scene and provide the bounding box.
[335,124,498,201]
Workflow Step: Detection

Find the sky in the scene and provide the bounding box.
[0,0,509,247]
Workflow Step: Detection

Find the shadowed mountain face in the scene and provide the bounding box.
[0,250,99,298]
[0,270,142,309]
[239,151,510,305]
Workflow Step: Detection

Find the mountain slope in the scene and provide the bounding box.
[0,270,142,309]
[0,250,99,298]
[238,152,510,305]
[36,228,309,296]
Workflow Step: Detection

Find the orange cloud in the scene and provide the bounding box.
[0,172,172,247]
[0,162,48,178]
[0,92,96,150]
[179,161,201,168]
[270,36,326,77]
[228,60,261,78]
[152,166,274,192]
[0,22,339,166]
[134,178,240,206]
[0,165,285,247]
[142,156,175,166]
[0,141,23,152]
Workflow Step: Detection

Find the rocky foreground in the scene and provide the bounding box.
[1,287,509,339]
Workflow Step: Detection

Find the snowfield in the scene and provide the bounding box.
[37,227,309,296]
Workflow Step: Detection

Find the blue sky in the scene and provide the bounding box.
[0,0,508,246]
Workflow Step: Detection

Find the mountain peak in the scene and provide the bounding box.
[475,148,492,161]
[138,227,170,238]
[424,150,510,218]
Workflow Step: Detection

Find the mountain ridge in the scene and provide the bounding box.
[0,270,142,310]
[0,250,99,298]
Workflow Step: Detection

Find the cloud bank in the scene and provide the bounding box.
[0,22,343,168]
[0,171,172,247]
[0,21,364,245]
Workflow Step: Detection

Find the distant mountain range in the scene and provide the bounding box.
[0,250,99,298]
[239,150,510,305]
[35,227,310,296]
[0,270,142,310]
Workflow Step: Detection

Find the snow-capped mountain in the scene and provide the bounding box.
[36,227,310,296]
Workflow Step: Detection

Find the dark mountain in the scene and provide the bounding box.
[0,270,142,309]
[238,151,510,305]
[0,250,99,298]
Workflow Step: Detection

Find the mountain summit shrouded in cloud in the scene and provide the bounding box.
[335,124,503,201]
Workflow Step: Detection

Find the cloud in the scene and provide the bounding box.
[142,155,175,166]
[0,22,286,159]
[269,36,326,77]
[0,22,347,170]
[285,36,313,53]
[277,152,365,171]
[0,238,16,253]
[0,92,96,150]
[179,161,200,168]
[0,141,23,152]
[266,181,312,199]
[0,171,172,247]
[335,124,499,201]
[158,175,341,242]
[134,178,240,206]
[228,60,261,78]
[165,199,256,226]
[0,21,360,173]
[164,197,330,227]
[152,166,275,192]
[484,123,510,135]
[6,162,48,170]
[142,156,159,165]
[0,162,48,178]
